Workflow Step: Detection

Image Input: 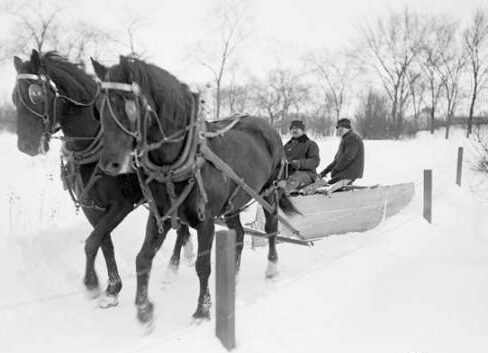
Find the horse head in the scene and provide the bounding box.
[12,50,100,157]
[12,50,55,156]
[92,55,193,176]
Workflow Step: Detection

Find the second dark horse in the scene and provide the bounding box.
[12,50,194,308]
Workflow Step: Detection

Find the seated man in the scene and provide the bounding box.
[280,120,320,193]
[319,118,364,193]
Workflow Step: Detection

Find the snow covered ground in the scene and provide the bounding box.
[0,128,487,353]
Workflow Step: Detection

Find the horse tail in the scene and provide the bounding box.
[277,189,301,216]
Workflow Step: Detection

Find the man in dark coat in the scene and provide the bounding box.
[280,120,320,193]
[319,118,364,192]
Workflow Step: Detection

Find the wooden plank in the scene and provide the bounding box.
[423,171,432,223]
[456,147,463,186]
[215,230,236,351]
[385,183,415,218]
[279,186,387,239]
[252,183,415,240]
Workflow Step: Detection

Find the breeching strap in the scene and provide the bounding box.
[198,144,303,239]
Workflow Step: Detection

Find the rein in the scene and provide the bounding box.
[16,73,100,136]
[16,71,105,211]
[98,78,301,238]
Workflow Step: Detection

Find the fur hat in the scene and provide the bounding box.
[336,118,351,129]
[289,120,305,130]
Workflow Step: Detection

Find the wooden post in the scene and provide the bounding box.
[215,230,236,351]
[423,169,432,223]
[456,147,463,186]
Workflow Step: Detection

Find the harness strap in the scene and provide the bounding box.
[101,81,140,94]
[62,127,104,165]
[60,158,106,212]
[200,115,245,139]
[199,144,303,239]
[16,73,41,81]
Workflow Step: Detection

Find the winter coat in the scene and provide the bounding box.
[284,134,320,177]
[320,130,364,180]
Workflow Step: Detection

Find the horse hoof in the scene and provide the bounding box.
[99,294,119,309]
[183,240,196,266]
[84,285,102,300]
[162,264,178,287]
[191,310,211,324]
[137,302,154,325]
[265,261,279,280]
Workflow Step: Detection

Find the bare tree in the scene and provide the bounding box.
[119,17,150,59]
[249,80,282,126]
[220,70,250,115]
[464,7,488,137]
[305,49,354,120]
[193,0,252,119]
[0,1,114,67]
[0,0,64,60]
[420,20,445,134]
[64,21,115,67]
[268,68,310,133]
[358,8,427,137]
[435,20,467,139]
[407,69,426,122]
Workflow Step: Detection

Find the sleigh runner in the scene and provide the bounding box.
[248,182,415,244]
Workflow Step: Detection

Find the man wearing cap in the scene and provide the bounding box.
[280,120,320,193]
[319,118,364,192]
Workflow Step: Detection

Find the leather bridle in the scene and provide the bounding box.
[15,72,100,138]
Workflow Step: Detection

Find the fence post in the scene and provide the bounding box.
[423,169,432,223]
[215,230,236,351]
[456,147,463,186]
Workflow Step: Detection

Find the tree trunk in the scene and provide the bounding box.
[467,81,477,138]
[430,107,435,134]
[445,112,452,139]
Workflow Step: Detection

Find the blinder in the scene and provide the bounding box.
[28,83,46,105]
[124,99,138,124]
[100,81,145,140]
[15,73,58,134]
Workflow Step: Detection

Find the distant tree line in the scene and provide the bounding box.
[1,1,488,142]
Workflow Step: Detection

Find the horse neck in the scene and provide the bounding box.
[59,102,100,152]
[147,107,192,165]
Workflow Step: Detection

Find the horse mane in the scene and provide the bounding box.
[109,57,194,127]
[41,51,97,102]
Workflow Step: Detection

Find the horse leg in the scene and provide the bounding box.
[224,213,245,275]
[182,227,196,265]
[264,208,279,279]
[163,225,192,285]
[192,219,215,321]
[83,203,133,298]
[169,225,192,269]
[135,215,170,325]
[98,235,123,308]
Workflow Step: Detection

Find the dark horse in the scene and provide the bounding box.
[12,50,194,307]
[91,55,299,324]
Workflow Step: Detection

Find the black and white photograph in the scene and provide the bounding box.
[1,0,487,352]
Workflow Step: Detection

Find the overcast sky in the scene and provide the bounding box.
[1,0,487,101]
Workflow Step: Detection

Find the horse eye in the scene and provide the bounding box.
[28,84,45,105]
[124,100,138,122]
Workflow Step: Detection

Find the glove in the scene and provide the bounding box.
[290,160,301,169]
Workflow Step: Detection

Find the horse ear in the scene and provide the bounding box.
[31,49,41,72]
[90,58,107,79]
[13,56,23,73]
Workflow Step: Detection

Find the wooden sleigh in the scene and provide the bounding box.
[246,182,415,246]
